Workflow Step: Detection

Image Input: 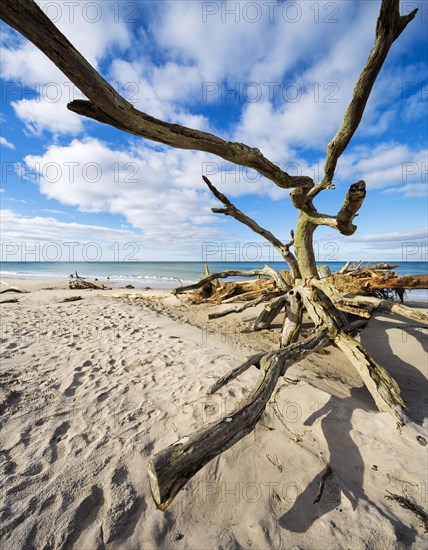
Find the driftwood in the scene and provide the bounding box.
[0,298,19,304]
[148,330,330,510]
[61,296,83,303]
[1,0,424,513]
[69,272,105,290]
[0,287,30,294]
[313,465,333,504]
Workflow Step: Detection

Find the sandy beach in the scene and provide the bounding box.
[1,278,427,549]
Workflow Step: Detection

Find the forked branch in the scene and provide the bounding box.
[203,176,300,278]
[148,330,330,510]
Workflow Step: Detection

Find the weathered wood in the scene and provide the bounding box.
[317,266,332,279]
[0,287,29,294]
[1,0,420,515]
[174,266,288,295]
[207,293,274,320]
[207,353,264,395]
[254,295,288,330]
[312,279,428,325]
[148,330,329,510]
[334,331,406,426]
[336,181,366,236]
[300,284,406,425]
[0,0,313,192]
[204,176,300,278]
[308,0,418,198]
[69,272,105,290]
[363,275,428,291]
[281,293,302,347]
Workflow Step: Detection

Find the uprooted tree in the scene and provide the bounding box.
[2,0,427,511]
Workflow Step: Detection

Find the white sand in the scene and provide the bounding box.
[0,278,427,549]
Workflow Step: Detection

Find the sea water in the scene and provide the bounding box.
[1,261,427,300]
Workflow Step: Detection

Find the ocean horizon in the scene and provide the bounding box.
[1,260,427,299]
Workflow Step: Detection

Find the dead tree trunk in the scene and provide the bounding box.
[1,0,422,511]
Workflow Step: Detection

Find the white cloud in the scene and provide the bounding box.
[21,137,232,249]
[0,137,15,149]
[0,208,138,242]
[1,0,131,135]
[350,228,428,244]
[336,143,428,190]
[382,183,428,198]
[0,208,145,261]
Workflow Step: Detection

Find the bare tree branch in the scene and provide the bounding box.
[148,330,330,510]
[207,353,265,395]
[203,176,300,278]
[207,291,278,320]
[312,279,428,325]
[0,0,314,191]
[173,266,289,295]
[299,180,367,236]
[308,0,418,199]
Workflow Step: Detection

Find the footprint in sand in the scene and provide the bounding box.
[101,465,144,544]
[59,485,105,549]
[46,421,70,463]
[63,371,85,397]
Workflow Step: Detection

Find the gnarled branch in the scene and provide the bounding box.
[148,330,329,510]
[308,0,418,199]
[203,176,300,278]
[207,353,264,395]
[312,279,428,325]
[207,291,278,320]
[174,265,289,295]
[0,0,313,191]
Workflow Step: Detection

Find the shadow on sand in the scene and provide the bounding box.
[279,313,427,544]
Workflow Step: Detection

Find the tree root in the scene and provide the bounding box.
[148,330,329,510]
[312,279,428,325]
[207,292,279,320]
[333,331,406,425]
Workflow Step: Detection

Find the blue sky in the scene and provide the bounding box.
[0,0,427,263]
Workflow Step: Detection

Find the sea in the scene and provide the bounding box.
[1,261,427,300]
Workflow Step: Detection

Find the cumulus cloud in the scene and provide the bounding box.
[0,208,145,261]
[1,0,131,135]
[337,143,428,190]
[21,137,233,248]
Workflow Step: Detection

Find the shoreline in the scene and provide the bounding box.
[1,278,427,548]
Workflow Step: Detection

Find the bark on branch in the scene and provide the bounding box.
[148,330,329,510]
[308,0,418,199]
[0,0,313,191]
[203,176,300,277]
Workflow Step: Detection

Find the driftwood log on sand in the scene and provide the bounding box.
[1,0,425,513]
